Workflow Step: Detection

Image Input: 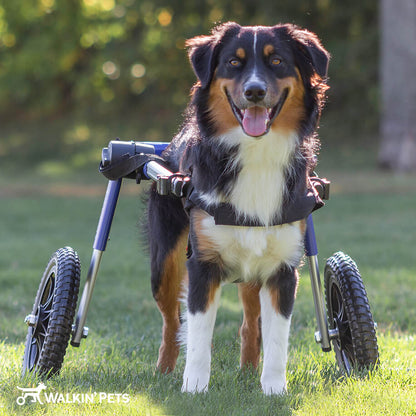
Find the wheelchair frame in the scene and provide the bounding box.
[22,140,379,379]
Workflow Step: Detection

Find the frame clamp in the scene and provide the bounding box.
[310,176,330,200]
[156,173,191,198]
[99,152,167,182]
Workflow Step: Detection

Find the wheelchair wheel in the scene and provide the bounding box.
[22,247,80,377]
[324,252,378,375]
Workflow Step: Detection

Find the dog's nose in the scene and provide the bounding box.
[244,82,267,103]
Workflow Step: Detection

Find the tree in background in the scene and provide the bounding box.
[0,0,379,167]
[379,0,416,172]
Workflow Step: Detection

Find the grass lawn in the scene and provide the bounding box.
[0,160,416,415]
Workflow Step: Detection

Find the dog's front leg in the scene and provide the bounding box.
[260,266,298,395]
[182,257,222,393]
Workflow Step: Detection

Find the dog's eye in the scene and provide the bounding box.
[270,57,282,66]
[229,58,241,67]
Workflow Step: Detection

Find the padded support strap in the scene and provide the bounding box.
[99,153,167,181]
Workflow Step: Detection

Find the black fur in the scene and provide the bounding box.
[147,189,188,297]
[187,22,242,89]
[187,255,223,314]
[266,265,299,319]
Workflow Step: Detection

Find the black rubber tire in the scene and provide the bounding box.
[22,247,80,377]
[324,252,378,375]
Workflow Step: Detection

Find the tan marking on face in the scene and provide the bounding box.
[263,44,274,56]
[271,68,306,133]
[208,77,240,135]
[236,47,246,59]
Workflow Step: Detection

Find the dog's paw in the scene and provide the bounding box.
[181,349,211,393]
[181,375,209,394]
[261,375,287,395]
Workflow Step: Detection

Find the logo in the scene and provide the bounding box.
[16,383,47,405]
[16,383,130,406]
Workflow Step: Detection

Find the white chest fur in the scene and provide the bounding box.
[199,216,303,281]
[226,128,297,226]
[197,128,304,281]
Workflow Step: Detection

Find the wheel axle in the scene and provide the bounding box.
[314,328,339,345]
[72,325,89,339]
[24,314,38,327]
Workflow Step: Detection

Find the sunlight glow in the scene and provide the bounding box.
[83,0,115,12]
[131,64,146,78]
[102,61,119,80]
[157,9,172,27]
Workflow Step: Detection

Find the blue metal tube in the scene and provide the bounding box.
[140,141,168,156]
[304,214,331,351]
[93,178,122,251]
[304,214,318,256]
[72,178,122,346]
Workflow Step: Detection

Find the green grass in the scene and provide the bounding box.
[1,167,416,415]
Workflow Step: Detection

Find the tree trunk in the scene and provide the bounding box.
[379,0,416,172]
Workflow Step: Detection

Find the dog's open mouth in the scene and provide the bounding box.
[226,89,289,137]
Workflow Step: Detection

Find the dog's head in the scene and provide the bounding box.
[186,22,329,138]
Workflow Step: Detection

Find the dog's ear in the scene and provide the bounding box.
[186,22,241,88]
[186,35,217,88]
[287,26,330,78]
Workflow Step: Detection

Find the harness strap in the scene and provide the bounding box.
[184,177,327,227]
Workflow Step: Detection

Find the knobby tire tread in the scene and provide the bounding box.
[325,252,378,369]
[24,247,80,377]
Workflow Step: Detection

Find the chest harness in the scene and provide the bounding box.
[100,150,330,260]
[100,150,330,227]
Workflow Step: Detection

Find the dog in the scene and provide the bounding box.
[146,22,329,394]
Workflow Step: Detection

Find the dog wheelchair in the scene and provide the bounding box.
[22,140,379,379]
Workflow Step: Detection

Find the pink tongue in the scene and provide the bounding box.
[242,106,269,137]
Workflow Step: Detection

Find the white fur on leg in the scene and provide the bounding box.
[182,288,221,393]
[259,287,291,395]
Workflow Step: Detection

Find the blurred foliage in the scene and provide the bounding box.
[0,0,379,169]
